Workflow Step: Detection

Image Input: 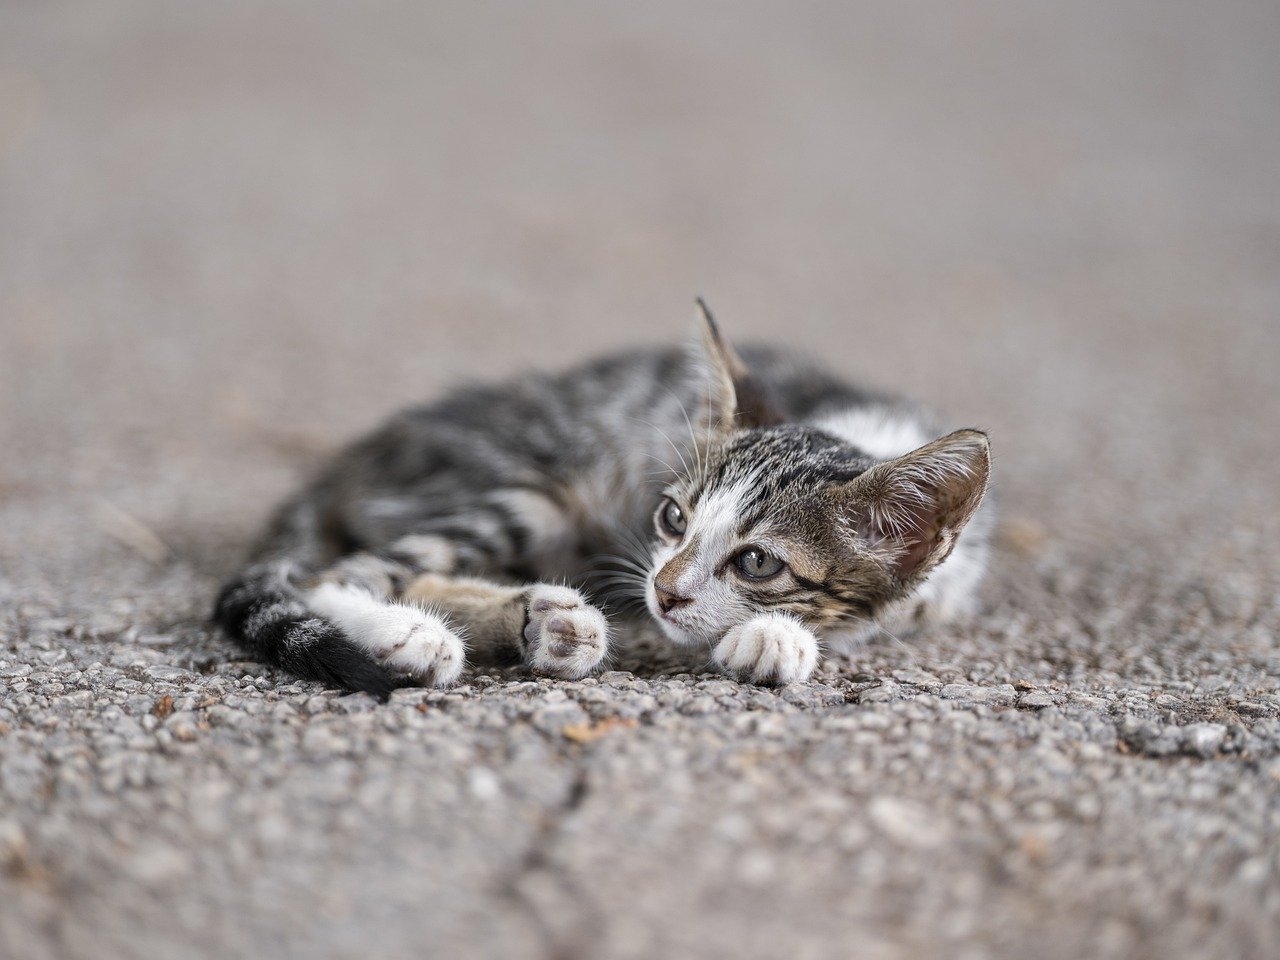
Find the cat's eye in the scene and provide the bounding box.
[658,498,687,537]
[734,546,785,580]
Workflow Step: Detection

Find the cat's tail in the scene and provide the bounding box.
[213,501,397,697]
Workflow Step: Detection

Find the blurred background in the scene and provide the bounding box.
[2,2,1278,959]
[3,0,1277,572]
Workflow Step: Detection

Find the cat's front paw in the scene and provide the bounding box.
[713,613,818,685]
[523,585,608,679]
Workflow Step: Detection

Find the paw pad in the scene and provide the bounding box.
[523,585,609,679]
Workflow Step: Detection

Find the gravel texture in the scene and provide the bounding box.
[2,2,1279,958]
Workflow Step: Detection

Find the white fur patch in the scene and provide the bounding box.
[672,476,755,595]
[646,474,759,643]
[813,406,929,461]
[713,612,819,684]
[307,582,464,687]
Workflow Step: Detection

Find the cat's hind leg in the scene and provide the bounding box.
[305,555,465,687]
[311,485,608,682]
[402,575,609,680]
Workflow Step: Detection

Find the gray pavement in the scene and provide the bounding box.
[2,2,1279,958]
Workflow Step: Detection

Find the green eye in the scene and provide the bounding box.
[658,498,687,537]
[734,547,785,580]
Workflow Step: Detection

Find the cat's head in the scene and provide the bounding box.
[643,304,990,645]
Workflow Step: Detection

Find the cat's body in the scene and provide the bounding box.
[216,312,992,695]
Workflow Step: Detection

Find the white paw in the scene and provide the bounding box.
[308,582,464,688]
[368,605,465,687]
[713,613,819,685]
[522,585,608,679]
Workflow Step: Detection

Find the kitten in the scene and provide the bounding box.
[215,304,992,695]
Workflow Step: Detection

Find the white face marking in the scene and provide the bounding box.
[645,475,761,644]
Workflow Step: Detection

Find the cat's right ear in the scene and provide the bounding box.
[693,298,782,431]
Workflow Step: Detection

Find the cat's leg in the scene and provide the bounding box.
[299,492,547,686]
[379,486,578,581]
[402,574,609,680]
[304,554,465,687]
[307,486,603,681]
[712,612,819,685]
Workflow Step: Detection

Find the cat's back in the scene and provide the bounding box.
[333,339,916,497]
[737,344,893,419]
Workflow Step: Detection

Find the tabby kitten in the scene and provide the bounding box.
[216,305,992,695]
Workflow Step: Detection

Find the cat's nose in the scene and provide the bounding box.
[654,585,692,615]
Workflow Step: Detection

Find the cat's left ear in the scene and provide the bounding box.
[694,298,783,430]
[837,429,991,583]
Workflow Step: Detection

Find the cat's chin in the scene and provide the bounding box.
[651,617,705,647]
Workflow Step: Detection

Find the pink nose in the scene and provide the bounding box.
[654,585,691,615]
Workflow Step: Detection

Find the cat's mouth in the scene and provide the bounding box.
[644,576,746,646]
[644,586,704,645]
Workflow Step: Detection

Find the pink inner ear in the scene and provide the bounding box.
[866,497,941,580]
[851,428,990,581]
[894,528,934,578]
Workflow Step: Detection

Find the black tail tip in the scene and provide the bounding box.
[212,579,399,698]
